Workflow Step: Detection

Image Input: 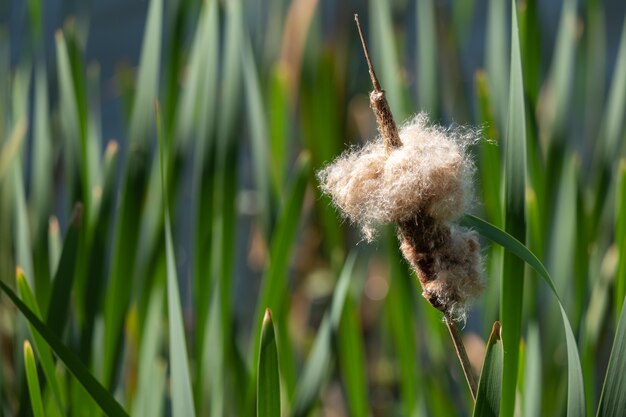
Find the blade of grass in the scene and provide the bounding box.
[17,269,65,415]
[197,18,241,398]
[14,158,35,287]
[589,12,626,244]
[474,71,502,226]
[596,295,626,416]
[212,1,243,387]
[522,323,541,417]
[385,232,422,416]
[217,0,244,147]
[132,277,165,417]
[86,63,103,190]
[247,153,311,410]
[337,293,368,417]
[165,222,195,416]
[472,322,503,417]
[542,0,577,143]
[250,152,311,368]
[157,102,196,417]
[599,12,626,166]
[7,64,33,289]
[161,0,186,139]
[0,32,7,135]
[128,0,163,148]
[416,0,437,113]
[102,0,163,378]
[500,4,527,415]
[175,0,218,155]
[475,71,504,331]
[55,28,90,212]
[524,186,542,319]
[545,155,578,319]
[24,341,45,417]
[582,0,606,144]
[241,29,274,239]
[300,54,344,262]
[202,279,224,416]
[0,279,129,417]
[46,203,83,336]
[68,357,99,416]
[485,0,508,130]
[268,68,289,192]
[369,0,406,119]
[48,217,61,277]
[130,138,167,319]
[134,360,166,417]
[0,34,10,287]
[257,309,281,417]
[231,330,253,417]
[31,65,53,308]
[11,62,31,122]
[461,213,585,416]
[26,0,43,43]
[616,161,626,318]
[451,0,475,37]
[292,319,332,417]
[0,118,27,183]
[102,103,151,388]
[273,308,296,407]
[291,252,358,417]
[518,0,541,105]
[79,141,119,362]
[580,248,612,416]
[190,0,219,379]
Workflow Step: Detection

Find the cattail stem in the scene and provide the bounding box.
[354,11,478,403]
[354,14,402,150]
[354,14,381,92]
[444,313,478,401]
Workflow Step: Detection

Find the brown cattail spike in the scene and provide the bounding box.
[354,14,402,150]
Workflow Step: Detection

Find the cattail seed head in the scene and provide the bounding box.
[318,113,477,238]
[399,219,483,319]
[318,112,483,318]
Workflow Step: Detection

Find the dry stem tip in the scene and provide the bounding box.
[354,13,402,150]
[354,14,381,92]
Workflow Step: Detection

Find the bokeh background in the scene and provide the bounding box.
[2,0,626,416]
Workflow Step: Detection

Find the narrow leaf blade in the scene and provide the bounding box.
[257,309,281,417]
[157,102,197,417]
[500,4,527,415]
[473,322,503,417]
[461,214,585,416]
[17,269,65,414]
[24,341,45,417]
[597,295,626,416]
[0,280,129,417]
[291,252,358,417]
[46,203,83,335]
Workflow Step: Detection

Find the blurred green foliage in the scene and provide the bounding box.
[1,0,626,416]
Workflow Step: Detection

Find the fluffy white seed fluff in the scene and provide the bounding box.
[318,113,478,240]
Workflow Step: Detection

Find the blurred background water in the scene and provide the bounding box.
[3,0,626,147]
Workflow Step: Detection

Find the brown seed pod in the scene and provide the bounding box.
[398,217,483,318]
